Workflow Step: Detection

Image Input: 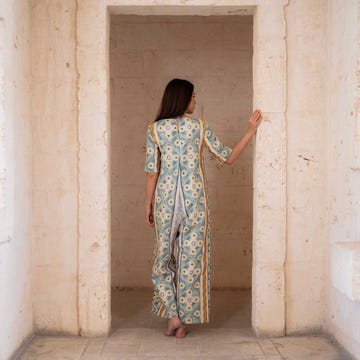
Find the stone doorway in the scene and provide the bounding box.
[109,13,254,330]
[77,2,287,337]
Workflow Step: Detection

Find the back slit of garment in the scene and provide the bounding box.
[167,171,187,300]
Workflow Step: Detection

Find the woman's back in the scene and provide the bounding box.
[146,117,231,173]
[145,116,232,217]
[151,117,202,174]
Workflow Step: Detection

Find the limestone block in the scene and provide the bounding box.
[253,39,286,113]
[31,82,77,153]
[30,1,76,83]
[288,64,326,115]
[143,49,197,78]
[77,1,111,335]
[253,187,286,264]
[223,23,253,50]
[107,3,255,17]
[195,77,224,105]
[222,75,253,106]
[221,151,253,187]
[285,260,325,333]
[33,265,78,334]
[112,77,148,105]
[331,242,360,301]
[33,190,77,229]
[119,23,169,51]
[254,112,286,189]
[213,185,253,218]
[254,2,286,41]
[287,114,326,151]
[252,262,285,336]
[77,1,107,49]
[197,50,253,78]
[33,226,78,267]
[202,103,251,132]
[327,285,360,360]
[166,23,223,50]
[110,52,145,78]
[33,152,77,192]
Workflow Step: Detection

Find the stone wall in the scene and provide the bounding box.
[285,0,328,333]
[326,0,360,358]
[30,0,79,334]
[0,1,33,359]
[110,15,253,289]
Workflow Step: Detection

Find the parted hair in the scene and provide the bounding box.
[155,79,194,122]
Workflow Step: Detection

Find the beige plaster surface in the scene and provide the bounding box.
[0,1,34,359]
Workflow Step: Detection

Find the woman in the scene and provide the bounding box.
[144,79,262,338]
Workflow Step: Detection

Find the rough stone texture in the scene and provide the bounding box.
[30,0,79,335]
[252,2,287,336]
[285,0,328,334]
[0,1,34,359]
[77,0,111,336]
[110,15,254,289]
[326,1,360,359]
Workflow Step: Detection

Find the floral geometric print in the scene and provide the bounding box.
[203,120,232,165]
[145,117,232,324]
[144,125,160,173]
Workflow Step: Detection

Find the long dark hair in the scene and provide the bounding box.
[155,79,194,122]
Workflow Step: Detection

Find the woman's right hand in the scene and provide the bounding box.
[145,204,155,227]
[248,109,262,134]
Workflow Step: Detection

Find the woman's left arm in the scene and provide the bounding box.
[145,172,159,227]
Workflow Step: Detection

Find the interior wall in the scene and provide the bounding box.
[30,0,79,334]
[110,15,253,288]
[0,0,34,358]
[285,0,328,333]
[326,0,360,358]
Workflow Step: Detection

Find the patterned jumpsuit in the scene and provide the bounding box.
[144,117,232,324]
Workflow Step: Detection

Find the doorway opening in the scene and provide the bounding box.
[109,14,254,331]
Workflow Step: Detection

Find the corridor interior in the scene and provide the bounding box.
[13,7,357,360]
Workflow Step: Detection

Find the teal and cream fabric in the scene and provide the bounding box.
[145,117,232,324]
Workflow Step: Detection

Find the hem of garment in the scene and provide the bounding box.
[151,310,210,324]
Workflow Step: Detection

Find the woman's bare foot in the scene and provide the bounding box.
[164,316,182,336]
[175,324,186,338]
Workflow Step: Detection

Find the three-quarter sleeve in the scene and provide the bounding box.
[202,119,232,164]
[144,124,160,173]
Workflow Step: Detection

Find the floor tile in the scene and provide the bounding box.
[19,336,88,360]
[272,335,350,360]
[257,339,281,355]
[101,343,139,357]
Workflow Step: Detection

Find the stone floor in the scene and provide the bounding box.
[18,289,354,359]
